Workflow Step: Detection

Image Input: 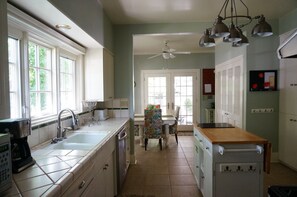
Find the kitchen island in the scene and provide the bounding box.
[193,124,270,197]
[2,118,129,197]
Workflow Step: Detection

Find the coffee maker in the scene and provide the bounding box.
[0,118,35,173]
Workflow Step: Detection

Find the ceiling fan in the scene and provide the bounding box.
[148,41,191,60]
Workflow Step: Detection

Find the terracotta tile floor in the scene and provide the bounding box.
[119,135,297,197]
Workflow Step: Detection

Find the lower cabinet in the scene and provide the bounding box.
[62,162,96,197]
[85,153,115,197]
[62,136,116,197]
[279,113,297,169]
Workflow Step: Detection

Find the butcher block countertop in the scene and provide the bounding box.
[194,124,268,144]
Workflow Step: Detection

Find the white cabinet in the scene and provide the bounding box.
[62,162,96,197]
[279,59,297,114]
[62,136,116,197]
[85,48,114,101]
[215,55,244,128]
[193,128,213,197]
[279,59,297,170]
[88,153,115,197]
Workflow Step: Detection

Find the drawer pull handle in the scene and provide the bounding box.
[79,180,86,189]
[105,164,109,167]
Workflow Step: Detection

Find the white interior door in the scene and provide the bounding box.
[142,70,199,131]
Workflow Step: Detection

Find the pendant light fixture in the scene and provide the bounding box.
[232,29,249,47]
[200,0,273,48]
[199,29,216,47]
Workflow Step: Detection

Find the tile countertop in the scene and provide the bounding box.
[2,118,129,197]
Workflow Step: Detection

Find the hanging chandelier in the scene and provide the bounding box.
[199,0,273,48]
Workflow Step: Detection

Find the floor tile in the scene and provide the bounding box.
[171,186,202,197]
[169,175,196,186]
[143,185,172,197]
[169,165,192,175]
[145,174,170,186]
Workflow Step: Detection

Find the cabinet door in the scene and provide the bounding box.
[62,163,95,197]
[103,49,114,100]
[204,150,213,197]
[279,113,297,168]
[105,153,115,197]
[193,139,200,187]
[279,59,297,114]
[215,56,243,128]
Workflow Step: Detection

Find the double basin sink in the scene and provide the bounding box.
[48,131,110,150]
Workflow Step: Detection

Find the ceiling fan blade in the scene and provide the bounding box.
[147,53,162,59]
[172,51,191,54]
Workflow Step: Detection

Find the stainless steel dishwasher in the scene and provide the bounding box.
[116,126,128,193]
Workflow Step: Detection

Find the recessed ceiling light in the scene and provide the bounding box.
[55,24,71,30]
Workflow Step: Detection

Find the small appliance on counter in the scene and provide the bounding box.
[94,109,109,120]
[0,118,35,173]
[0,133,12,194]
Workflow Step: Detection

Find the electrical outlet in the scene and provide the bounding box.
[251,109,260,113]
[266,108,274,113]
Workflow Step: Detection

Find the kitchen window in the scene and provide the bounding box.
[29,41,54,118]
[8,37,21,118]
[59,55,76,110]
[7,5,85,124]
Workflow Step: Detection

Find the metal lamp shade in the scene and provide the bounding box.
[252,15,273,37]
[227,24,241,42]
[232,31,249,47]
[210,16,230,38]
[199,29,216,47]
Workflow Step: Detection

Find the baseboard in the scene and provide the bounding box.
[271,152,279,163]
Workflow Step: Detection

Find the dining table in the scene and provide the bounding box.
[134,114,176,147]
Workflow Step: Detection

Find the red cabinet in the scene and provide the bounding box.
[202,69,215,95]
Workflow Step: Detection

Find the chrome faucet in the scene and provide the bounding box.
[53,108,79,143]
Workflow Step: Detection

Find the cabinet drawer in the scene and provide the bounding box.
[62,163,95,197]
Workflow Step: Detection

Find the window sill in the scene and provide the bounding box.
[31,110,88,130]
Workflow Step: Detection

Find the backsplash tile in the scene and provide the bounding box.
[121,109,129,118]
[112,99,121,108]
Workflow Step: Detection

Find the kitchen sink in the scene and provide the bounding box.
[49,132,110,150]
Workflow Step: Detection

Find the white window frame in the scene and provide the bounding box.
[58,49,78,111]
[8,36,22,118]
[7,4,85,126]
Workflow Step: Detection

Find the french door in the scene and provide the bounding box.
[142,70,200,131]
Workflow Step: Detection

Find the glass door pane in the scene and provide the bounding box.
[144,74,170,115]
[174,75,194,126]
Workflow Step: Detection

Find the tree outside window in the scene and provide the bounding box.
[29,42,53,117]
